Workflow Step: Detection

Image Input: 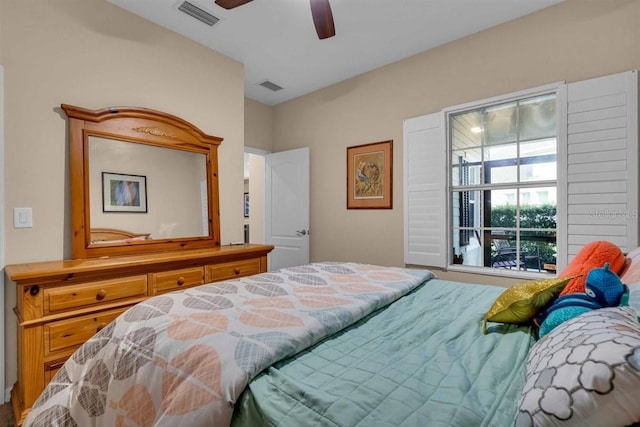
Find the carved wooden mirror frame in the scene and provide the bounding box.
[62,104,222,259]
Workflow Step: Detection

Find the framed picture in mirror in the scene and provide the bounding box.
[102,172,148,213]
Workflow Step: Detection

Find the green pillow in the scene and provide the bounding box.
[482,276,578,334]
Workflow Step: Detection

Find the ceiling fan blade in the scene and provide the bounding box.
[310,0,335,40]
[215,0,253,10]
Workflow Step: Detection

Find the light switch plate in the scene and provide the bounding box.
[13,207,33,228]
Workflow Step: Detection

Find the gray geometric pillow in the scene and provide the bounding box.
[516,306,640,427]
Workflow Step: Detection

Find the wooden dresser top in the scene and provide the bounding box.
[6,244,274,285]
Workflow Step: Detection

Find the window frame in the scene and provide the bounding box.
[444,82,564,278]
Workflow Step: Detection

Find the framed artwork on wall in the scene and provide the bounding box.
[102,172,148,213]
[347,140,393,209]
[244,192,250,217]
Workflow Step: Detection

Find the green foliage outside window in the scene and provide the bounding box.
[490,204,557,266]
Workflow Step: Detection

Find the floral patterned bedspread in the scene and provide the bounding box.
[25,262,434,427]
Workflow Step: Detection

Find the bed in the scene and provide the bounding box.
[22,261,640,427]
[90,228,151,244]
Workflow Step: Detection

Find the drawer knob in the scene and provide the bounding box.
[234,268,241,275]
[177,277,185,286]
[96,290,108,301]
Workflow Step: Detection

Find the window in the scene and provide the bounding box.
[450,93,557,273]
[404,71,637,272]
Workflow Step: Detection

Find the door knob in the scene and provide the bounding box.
[296,229,309,236]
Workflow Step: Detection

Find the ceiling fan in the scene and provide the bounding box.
[215,0,336,40]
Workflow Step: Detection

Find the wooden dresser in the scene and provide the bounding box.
[5,244,273,426]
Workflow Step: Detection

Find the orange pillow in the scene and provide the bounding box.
[559,241,625,296]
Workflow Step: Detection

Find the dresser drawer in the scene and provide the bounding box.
[44,275,148,315]
[206,258,261,282]
[44,358,66,384]
[151,267,204,294]
[43,307,126,357]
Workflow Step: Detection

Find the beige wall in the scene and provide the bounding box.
[271,0,640,286]
[1,0,246,390]
[245,97,273,152]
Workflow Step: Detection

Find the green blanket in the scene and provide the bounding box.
[233,279,534,427]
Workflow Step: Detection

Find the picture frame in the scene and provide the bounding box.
[244,192,250,218]
[102,172,148,213]
[347,140,393,209]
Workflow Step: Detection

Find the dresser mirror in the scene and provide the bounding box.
[62,104,222,259]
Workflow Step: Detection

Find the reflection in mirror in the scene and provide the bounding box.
[88,137,208,243]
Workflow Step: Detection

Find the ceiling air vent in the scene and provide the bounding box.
[259,80,284,92]
[178,1,219,26]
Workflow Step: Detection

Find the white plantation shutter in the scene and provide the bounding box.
[563,70,638,264]
[403,112,446,267]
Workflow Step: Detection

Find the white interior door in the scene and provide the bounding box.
[265,147,310,271]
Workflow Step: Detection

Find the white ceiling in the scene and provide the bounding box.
[107,0,563,106]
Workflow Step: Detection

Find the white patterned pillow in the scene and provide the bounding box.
[620,246,640,288]
[516,306,640,427]
[621,247,640,314]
